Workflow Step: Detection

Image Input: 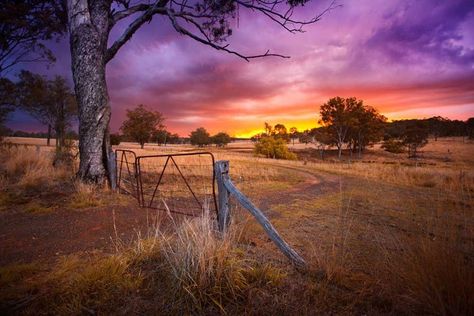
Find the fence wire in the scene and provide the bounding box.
[116,150,217,217]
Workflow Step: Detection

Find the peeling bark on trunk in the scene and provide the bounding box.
[68,0,112,183]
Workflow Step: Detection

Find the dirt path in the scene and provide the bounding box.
[256,164,342,212]
[0,204,164,266]
[0,164,341,267]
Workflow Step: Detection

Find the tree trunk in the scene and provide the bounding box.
[68,0,112,183]
[47,124,51,146]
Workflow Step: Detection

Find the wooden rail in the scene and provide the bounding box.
[214,160,306,267]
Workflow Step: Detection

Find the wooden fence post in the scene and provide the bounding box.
[215,160,231,233]
[108,151,117,190]
[214,160,306,267]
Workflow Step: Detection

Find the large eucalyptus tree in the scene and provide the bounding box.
[67,0,335,182]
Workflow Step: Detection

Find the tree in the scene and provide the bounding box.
[349,104,386,158]
[154,129,171,146]
[402,121,429,158]
[299,132,313,145]
[0,0,66,75]
[427,116,448,141]
[0,78,16,138]
[319,97,361,159]
[167,133,181,144]
[110,133,121,146]
[190,127,211,147]
[61,0,334,182]
[212,132,231,147]
[17,71,77,149]
[312,127,332,159]
[289,127,298,145]
[381,138,404,154]
[467,117,474,140]
[273,123,289,141]
[120,105,164,149]
[264,122,273,136]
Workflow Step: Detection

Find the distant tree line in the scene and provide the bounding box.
[116,105,233,148]
[0,72,77,164]
[251,97,474,160]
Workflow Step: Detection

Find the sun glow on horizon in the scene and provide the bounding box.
[233,120,320,138]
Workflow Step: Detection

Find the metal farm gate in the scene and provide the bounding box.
[115,150,218,217]
[115,149,306,267]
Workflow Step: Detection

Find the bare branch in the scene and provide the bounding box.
[106,2,168,63]
[111,3,151,24]
[106,0,339,63]
[167,8,289,62]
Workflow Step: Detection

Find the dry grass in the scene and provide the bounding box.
[379,233,474,315]
[0,145,69,188]
[1,137,473,314]
[2,210,285,315]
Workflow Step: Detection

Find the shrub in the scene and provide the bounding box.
[110,134,121,146]
[254,137,296,160]
[381,138,404,153]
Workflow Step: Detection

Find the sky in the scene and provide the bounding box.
[7,0,474,137]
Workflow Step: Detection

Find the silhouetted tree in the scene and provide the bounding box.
[299,131,313,145]
[154,129,171,146]
[212,132,231,147]
[0,78,16,138]
[402,121,429,158]
[289,127,298,145]
[467,117,474,140]
[167,133,181,144]
[272,123,289,141]
[17,71,77,149]
[349,104,386,158]
[264,122,273,136]
[312,127,333,159]
[319,97,361,159]
[110,133,121,146]
[0,0,66,75]
[190,127,211,147]
[120,105,164,149]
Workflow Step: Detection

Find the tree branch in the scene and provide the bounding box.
[168,9,289,61]
[111,3,151,24]
[106,0,339,63]
[106,2,168,63]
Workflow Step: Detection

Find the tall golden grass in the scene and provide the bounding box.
[1,140,472,314]
[0,145,69,188]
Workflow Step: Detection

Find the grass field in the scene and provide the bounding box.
[0,137,473,315]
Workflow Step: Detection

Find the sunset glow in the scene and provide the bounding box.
[8,0,474,136]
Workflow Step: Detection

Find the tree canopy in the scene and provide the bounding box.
[212,132,232,147]
[0,78,16,136]
[319,97,385,159]
[0,0,66,75]
[16,71,77,148]
[190,127,211,147]
[120,105,164,149]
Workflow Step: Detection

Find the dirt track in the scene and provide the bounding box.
[0,164,341,266]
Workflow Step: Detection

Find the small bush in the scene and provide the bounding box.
[110,134,121,146]
[254,137,296,160]
[381,138,405,153]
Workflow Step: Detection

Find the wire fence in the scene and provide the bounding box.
[116,150,217,217]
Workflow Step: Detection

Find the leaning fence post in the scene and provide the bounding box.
[215,160,231,232]
[108,151,117,190]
